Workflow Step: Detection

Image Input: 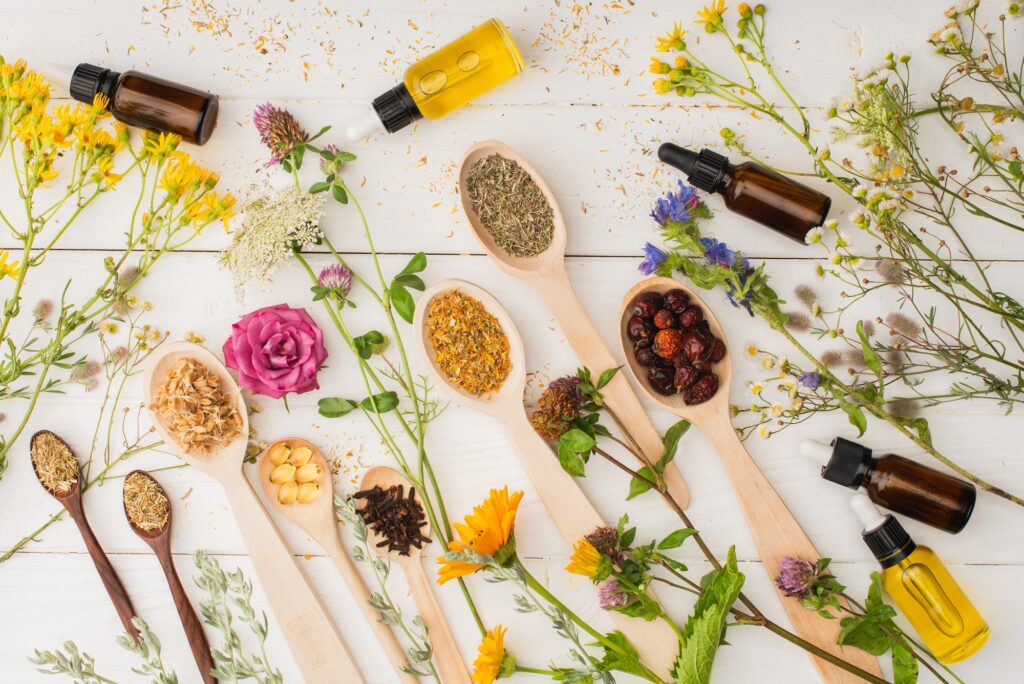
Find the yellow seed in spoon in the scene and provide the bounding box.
[288,446,313,467]
[297,482,320,504]
[295,463,320,483]
[278,480,298,505]
[268,442,291,466]
[269,463,296,484]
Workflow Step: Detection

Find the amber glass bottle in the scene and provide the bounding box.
[658,143,831,243]
[70,64,219,145]
[802,437,976,533]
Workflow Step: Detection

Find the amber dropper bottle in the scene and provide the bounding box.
[69,64,219,145]
[658,143,831,243]
[851,494,990,664]
[801,437,976,533]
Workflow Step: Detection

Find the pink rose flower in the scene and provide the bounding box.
[223,303,327,399]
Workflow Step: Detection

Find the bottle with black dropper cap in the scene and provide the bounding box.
[658,143,831,243]
[70,64,218,145]
[801,437,975,534]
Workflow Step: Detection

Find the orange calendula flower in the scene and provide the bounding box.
[697,0,728,30]
[0,250,22,281]
[472,625,508,684]
[436,487,523,584]
[565,539,602,578]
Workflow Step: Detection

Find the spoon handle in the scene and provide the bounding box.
[702,418,883,682]
[220,475,365,684]
[403,558,471,684]
[535,266,691,508]
[321,531,419,684]
[64,498,140,640]
[153,541,217,683]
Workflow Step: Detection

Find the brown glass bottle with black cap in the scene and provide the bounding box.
[658,143,831,243]
[802,437,976,533]
[70,63,218,145]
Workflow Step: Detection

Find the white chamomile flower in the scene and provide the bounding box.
[829,252,843,265]
[758,426,771,439]
[771,403,784,416]
[853,185,869,199]
[815,264,826,279]
[836,231,851,248]
[745,343,759,359]
[761,356,775,370]
[824,218,839,231]
[747,382,763,395]
[805,227,824,245]
[811,302,822,316]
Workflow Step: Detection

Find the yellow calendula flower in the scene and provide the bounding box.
[0,250,22,280]
[566,539,602,578]
[655,21,686,52]
[437,487,523,585]
[472,625,509,684]
[697,0,728,30]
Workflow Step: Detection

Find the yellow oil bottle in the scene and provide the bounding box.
[851,494,989,664]
[346,19,523,140]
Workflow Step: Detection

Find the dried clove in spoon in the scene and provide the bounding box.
[354,484,431,557]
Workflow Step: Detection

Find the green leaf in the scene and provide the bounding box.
[307,125,331,142]
[390,284,415,323]
[308,181,330,194]
[361,391,399,413]
[1008,159,1023,179]
[657,419,691,473]
[394,273,425,291]
[293,144,306,169]
[331,184,349,204]
[627,466,655,500]
[673,547,745,684]
[838,396,867,436]
[318,397,358,418]
[856,320,884,381]
[837,604,898,656]
[658,528,697,550]
[596,366,621,389]
[398,251,428,276]
[310,284,330,301]
[557,438,587,477]
[560,428,596,453]
[616,593,662,621]
[598,632,646,677]
[891,642,918,684]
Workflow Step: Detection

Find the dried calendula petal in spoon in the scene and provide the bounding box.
[288,446,313,467]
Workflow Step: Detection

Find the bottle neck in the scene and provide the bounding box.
[96,69,121,101]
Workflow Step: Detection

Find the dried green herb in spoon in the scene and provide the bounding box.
[466,153,554,258]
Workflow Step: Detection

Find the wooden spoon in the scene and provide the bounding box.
[123,470,216,684]
[30,430,140,641]
[413,279,677,677]
[618,277,883,683]
[358,466,471,684]
[458,140,690,510]
[257,438,418,684]
[142,341,364,684]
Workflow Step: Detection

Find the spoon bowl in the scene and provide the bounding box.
[413,278,527,416]
[122,469,173,540]
[617,276,733,426]
[458,140,567,277]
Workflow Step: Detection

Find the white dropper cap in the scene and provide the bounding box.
[799,439,833,468]
[850,493,887,533]
[344,108,386,141]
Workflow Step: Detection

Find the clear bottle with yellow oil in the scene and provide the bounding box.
[851,494,989,664]
[345,19,524,140]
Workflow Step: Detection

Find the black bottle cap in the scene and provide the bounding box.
[658,143,728,192]
[70,63,112,104]
[822,437,874,489]
[863,515,916,568]
[372,84,422,134]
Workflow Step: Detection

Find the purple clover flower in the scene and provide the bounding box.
[775,556,818,599]
[320,143,340,174]
[318,263,353,298]
[798,371,821,390]
[598,580,630,609]
[650,180,699,226]
[638,242,667,275]
[253,102,309,165]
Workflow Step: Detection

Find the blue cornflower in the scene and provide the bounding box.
[638,242,667,275]
[699,237,740,268]
[798,371,821,390]
[650,180,699,226]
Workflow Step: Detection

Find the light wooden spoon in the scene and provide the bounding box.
[143,341,364,684]
[257,437,417,684]
[413,278,678,677]
[458,140,690,510]
[359,466,471,684]
[618,277,883,683]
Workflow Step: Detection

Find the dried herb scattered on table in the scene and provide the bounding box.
[426,289,511,396]
[151,358,243,454]
[30,431,79,494]
[355,484,430,556]
[123,471,170,532]
[466,153,554,258]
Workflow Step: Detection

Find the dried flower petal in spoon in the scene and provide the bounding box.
[30,430,79,495]
[123,471,170,533]
[426,289,511,396]
[466,153,554,258]
[151,357,243,454]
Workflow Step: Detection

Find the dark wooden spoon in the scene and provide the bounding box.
[30,430,139,641]
[124,470,216,684]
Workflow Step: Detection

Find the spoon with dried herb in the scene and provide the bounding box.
[29,430,140,641]
[123,470,216,684]
[358,466,472,684]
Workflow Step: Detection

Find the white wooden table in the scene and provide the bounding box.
[2,1,1021,682]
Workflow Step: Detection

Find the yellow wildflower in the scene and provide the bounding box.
[566,539,602,578]
[653,78,673,95]
[758,426,771,439]
[0,250,22,280]
[472,625,509,684]
[748,382,763,395]
[674,55,689,69]
[655,22,686,52]
[93,156,123,189]
[697,1,728,31]
[99,319,119,335]
[143,131,180,159]
[437,487,523,585]
[649,57,670,75]
[738,2,752,16]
